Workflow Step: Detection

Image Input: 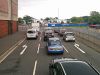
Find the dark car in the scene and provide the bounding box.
[58,29,66,36]
[43,30,54,41]
[46,37,64,54]
[49,58,100,75]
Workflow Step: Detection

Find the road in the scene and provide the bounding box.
[0,26,100,75]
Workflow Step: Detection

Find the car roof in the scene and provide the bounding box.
[65,32,74,34]
[27,29,36,31]
[53,58,77,63]
[61,61,99,75]
[48,37,60,41]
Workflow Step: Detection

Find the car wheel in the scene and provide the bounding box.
[44,38,46,41]
[27,38,29,40]
[73,40,75,42]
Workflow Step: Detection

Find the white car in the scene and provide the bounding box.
[63,32,75,42]
[26,29,38,39]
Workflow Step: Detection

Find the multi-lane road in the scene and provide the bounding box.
[0,26,100,75]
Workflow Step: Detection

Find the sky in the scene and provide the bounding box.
[18,0,100,19]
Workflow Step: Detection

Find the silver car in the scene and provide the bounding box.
[63,32,75,42]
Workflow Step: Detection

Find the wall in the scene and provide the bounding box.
[12,21,17,33]
[0,20,8,38]
[0,0,18,38]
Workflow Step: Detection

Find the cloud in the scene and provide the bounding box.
[18,0,100,19]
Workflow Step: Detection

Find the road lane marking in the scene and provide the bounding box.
[33,60,37,75]
[63,45,69,53]
[18,38,26,45]
[74,43,85,53]
[39,37,41,41]
[20,44,27,55]
[0,39,25,63]
[37,44,40,54]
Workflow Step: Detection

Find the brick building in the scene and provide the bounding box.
[0,0,18,38]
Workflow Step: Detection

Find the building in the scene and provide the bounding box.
[0,0,18,38]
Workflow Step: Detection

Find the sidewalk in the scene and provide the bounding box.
[0,31,26,55]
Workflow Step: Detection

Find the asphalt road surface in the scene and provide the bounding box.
[0,28,100,75]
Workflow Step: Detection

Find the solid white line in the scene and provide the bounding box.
[37,44,40,54]
[74,44,85,53]
[33,60,37,75]
[0,46,18,63]
[20,44,27,55]
[0,39,25,63]
[18,38,26,45]
[63,45,69,53]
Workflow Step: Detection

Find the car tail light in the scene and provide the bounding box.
[48,48,53,50]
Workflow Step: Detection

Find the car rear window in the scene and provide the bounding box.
[62,62,99,75]
[66,33,74,36]
[27,31,35,33]
[49,40,61,45]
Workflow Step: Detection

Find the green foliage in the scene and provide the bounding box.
[88,11,100,24]
[71,17,84,23]
[18,17,24,24]
[23,15,33,25]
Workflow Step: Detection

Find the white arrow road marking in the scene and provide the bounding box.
[63,45,69,53]
[20,44,27,55]
[37,44,40,54]
[33,60,37,75]
[74,43,85,53]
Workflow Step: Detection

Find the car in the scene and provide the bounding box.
[58,29,66,36]
[26,29,38,39]
[49,58,100,75]
[46,37,64,54]
[43,30,54,41]
[63,32,75,42]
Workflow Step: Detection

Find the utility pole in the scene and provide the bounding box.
[58,8,59,23]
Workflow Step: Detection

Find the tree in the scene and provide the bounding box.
[89,11,100,24]
[82,16,89,23]
[71,17,84,23]
[44,17,51,21]
[18,17,24,25]
[23,15,33,25]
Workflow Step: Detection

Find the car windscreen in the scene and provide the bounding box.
[62,62,99,75]
[49,40,61,45]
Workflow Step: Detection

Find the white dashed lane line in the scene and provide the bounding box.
[33,60,37,75]
[37,44,40,54]
[39,37,41,41]
[63,45,69,53]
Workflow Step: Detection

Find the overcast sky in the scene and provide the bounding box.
[18,0,100,19]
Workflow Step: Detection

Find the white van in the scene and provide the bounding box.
[26,29,38,39]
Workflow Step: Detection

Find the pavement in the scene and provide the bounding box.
[0,31,26,56]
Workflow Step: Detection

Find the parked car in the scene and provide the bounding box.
[63,32,75,42]
[46,37,64,54]
[26,29,38,39]
[43,30,54,41]
[49,58,100,75]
